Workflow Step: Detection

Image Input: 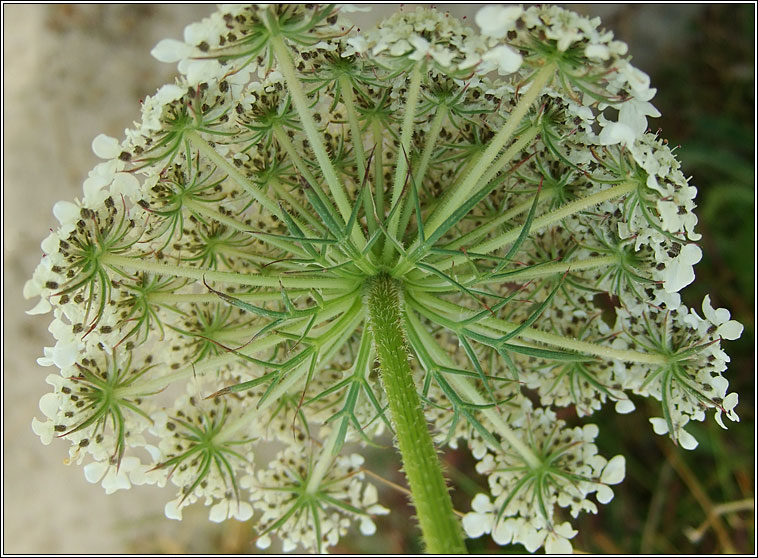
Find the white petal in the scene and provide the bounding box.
[475,6,523,39]
[595,484,614,504]
[32,417,54,445]
[719,320,743,340]
[111,172,140,200]
[151,39,192,63]
[723,392,739,413]
[702,294,738,336]
[91,134,121,159]
[545,530,574,555]
[255,535,271,549]
[209,502,227,523]
[598,121,636,146]
[585,43,610,60]
[83,174,110,203]
[164,499,184,520]
[714,408,727,430]
[360,517,377,536]
[233,502,253,522]
[471,492,494,513]
[27,298,52,315]
[462,512,491,538]
[102,468,131,494]
[522,527,547,553]
[663,244,702,293]
[482,44,523,75]
[615,399,635,414]
[678,428,699,450]
[650,417,669,435]
[84,461,107,484]
[53,201,80,226]
[38,392,60,418]
[492,519,515,545]
[52,343,79,369]
[41,233,59,254]
[601,455,626,485]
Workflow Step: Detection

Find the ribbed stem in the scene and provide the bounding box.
[367,274,467,554]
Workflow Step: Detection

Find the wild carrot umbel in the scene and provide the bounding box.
[27,5,743,553]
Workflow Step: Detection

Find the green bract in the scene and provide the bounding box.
[27,5,742,554]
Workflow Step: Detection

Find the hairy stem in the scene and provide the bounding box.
[367,274,467,554]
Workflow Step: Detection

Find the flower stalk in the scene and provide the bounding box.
[367,273,467,554]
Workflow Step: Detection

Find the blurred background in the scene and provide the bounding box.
[3,4,754,554]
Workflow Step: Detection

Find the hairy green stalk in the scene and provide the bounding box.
[367,274,467,554]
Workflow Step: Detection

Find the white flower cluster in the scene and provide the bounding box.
[463,408,626,554]
[244,447,389,552]
[25,4,742,554]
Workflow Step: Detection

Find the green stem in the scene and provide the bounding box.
[268,176,327,234]
[339,74,376,237]
[185,130,281,218]
[306,427,342,494]
[268,28,366,250]
[339,74,366,180]
[367,274,467,554]
[410,289,666,365]
[147,290,310,305]
[382,62,424,264]
[434,180,637,274]
[476,254,618,285]
[392,124,542,279]
[404,307,541,468]
[371,121,386,230]
[421,63,555,241]
[396,106,449,240]
[408,254,619,291]
[101,253,357,290]
[444,187,558,251]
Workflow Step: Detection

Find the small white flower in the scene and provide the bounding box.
[475,6,523,39]
[714,392,739,429]
[598,99,661,147]
[544,522,577,554]
[487,45,523,75]
[462,493,495,538]
[585,43,610,60]
[165,498,184,521]
[663,243,702,293]
[702,295,744,340]
[595,484,614,504]
[649,417,669,435]
[255,535,272,550]
[52,200,80,228]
